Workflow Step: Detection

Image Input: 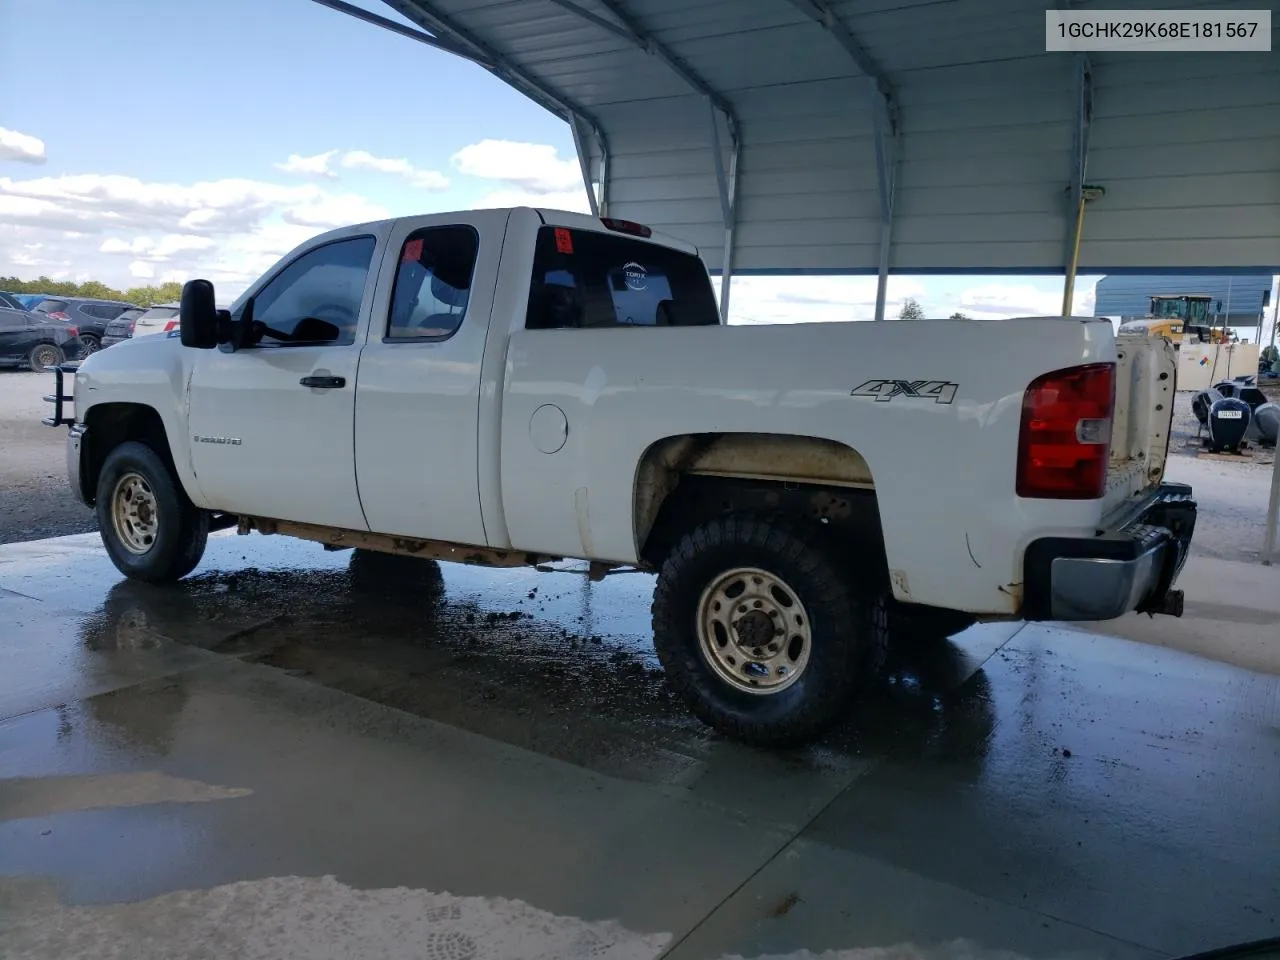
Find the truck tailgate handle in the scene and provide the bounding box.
[299,375,346,389]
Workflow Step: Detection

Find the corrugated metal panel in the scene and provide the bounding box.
[1095,274,1275,325]
[386,0,1280,274]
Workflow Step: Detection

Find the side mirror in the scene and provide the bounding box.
[180,280,219,349]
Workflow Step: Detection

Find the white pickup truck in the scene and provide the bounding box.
[48,207,1196,745]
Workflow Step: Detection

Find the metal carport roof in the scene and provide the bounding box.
[317,0,1278,318]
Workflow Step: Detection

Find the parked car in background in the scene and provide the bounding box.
[1,292,47,310]
[33,297,134,356]
[101,303,181,347]
[0,303,81,371]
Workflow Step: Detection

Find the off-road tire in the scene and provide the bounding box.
[96,441,209,583]
[652,514,889,747]
[27,342,64,372]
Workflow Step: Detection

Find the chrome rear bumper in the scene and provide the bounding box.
[1023,483,1197,621]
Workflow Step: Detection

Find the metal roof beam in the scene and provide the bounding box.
[543,0,740,141]
[542,0,642,45]
[308,0,491,65]
[380,0,612,213]
[787,0,896,110]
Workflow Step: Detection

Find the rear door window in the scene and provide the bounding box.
[386,225,479,341]
[35,300,68,315]
[525,226,718,330]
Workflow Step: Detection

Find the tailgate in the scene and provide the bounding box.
[1104,334,1177,516]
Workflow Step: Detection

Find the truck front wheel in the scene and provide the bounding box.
[95,441,209,583]
[652,514,887,747]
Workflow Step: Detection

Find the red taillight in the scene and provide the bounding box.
[1016,363,1115,500]
[49,311,71,320]
[162,320,178,332]
[67,326,79,337]
[600,217,652,238]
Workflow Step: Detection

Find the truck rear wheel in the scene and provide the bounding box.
[95,441,209,583]
[652,514,887,747]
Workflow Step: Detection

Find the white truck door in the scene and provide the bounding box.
[187,233,379,530]
[353,214,501,544]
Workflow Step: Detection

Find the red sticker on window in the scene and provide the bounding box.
[554,227,573,254]
[402,238,424,263]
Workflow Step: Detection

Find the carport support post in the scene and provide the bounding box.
[871,89,899,322]
[1264,447,1280,564]
[1062,54,1093,316]
[570,116,601,217]
[710,100,739,323]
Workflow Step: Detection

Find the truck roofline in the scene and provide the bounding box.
[532,208,700,257]
[293,207,701,259]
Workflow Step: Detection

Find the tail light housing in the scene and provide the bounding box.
[67,326,79,337]
[1016,363,1116,499]
[163,319,179,332]
[48,310,71,321]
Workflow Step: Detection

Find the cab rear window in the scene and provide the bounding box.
[525,226,718,330]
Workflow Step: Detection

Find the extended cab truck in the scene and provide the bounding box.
[49,207,1196,746]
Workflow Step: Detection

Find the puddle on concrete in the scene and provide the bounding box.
[4,533,1005,782]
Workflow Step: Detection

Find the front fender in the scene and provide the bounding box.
[72,339,206,507]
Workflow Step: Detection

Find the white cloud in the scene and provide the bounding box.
[274,149,338,179]
[0,168,382,295]
[100,236,153,255]
[283,194,390,228]
[956,280,1096,319]
[0,173,322,236]
[0,127,47,164]
[452,140,582,195]
[470,187,591,214]
[339,150,449,190]
[725,276,926,325]
[101,233,215,260]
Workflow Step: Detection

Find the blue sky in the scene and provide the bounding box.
[0,0,1096,320]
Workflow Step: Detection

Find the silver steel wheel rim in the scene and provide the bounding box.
[696,566,813,695]
[32,345,58,369]
[111,472,160,555]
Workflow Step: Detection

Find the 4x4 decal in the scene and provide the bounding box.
[850,379,959,404]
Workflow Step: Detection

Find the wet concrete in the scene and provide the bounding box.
[1,531,1278,959]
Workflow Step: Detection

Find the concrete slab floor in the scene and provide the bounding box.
[1,532,1278,959]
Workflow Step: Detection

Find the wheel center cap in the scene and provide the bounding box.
[735,610,774,647]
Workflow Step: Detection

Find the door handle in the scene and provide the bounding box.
[299,375,346,389]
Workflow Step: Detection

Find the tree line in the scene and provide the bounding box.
[899,297,969,320]
[0,275,184,308]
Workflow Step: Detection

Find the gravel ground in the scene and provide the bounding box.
[0,369,1274,559]
[0,369,97,544]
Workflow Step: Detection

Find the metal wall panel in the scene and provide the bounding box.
[388,0,1280,274]
[1095,275,1274,325]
